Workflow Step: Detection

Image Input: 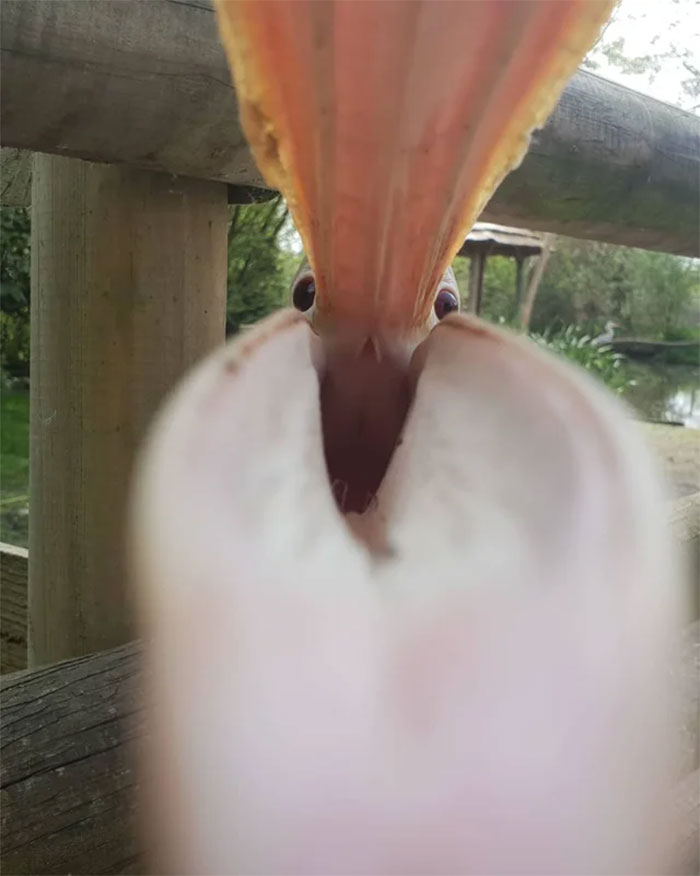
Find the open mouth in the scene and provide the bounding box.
[319,335,414,518]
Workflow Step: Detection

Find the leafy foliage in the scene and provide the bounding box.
[530,238,700,341]
[583,0,699,112]
[530,325,633,394]
[454,239,700,344]
[453,255,519,325]
[0,208,30,379]
[227,196,300,333]
[0,389,29,546]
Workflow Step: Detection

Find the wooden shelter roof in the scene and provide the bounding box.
[458,223,544,258]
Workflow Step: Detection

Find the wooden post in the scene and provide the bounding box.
[518,234,554,332]
[512,254,526,320]
[467,251,486,315]
[29,154,228,666]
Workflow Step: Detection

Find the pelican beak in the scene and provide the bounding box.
[215,0,612,333]
[130,3,687,873]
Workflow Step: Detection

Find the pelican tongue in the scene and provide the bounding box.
[215,0,612,331]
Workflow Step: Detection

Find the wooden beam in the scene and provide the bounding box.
[0,642,142,876]
[482,74,700,258]
[0,0,264,191]
[29,154,227,666]
[0,149,274,207]
[0,543,28,673]
[1,2,698,256]
[1,624,696,876]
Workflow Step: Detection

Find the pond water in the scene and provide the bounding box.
[622,362,700,429]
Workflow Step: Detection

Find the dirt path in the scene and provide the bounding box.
[640,423,700,499]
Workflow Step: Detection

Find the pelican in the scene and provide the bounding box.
[593,319,620,346]
[130,2,685,873]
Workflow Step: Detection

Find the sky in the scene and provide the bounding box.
[584,0,699,113]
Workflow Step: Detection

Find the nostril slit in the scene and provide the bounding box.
[359,336,379,362]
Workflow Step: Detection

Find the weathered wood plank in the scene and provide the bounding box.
[0,543,28,674]
[0,0,264,190]
[0,149,281,208]
[482,73,700,257]
[1,1,698,255]
[0,641,143,875]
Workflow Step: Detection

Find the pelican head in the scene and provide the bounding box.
[130,3,686,873]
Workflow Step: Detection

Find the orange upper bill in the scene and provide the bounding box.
[215,0,613,333]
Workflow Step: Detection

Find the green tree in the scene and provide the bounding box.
[625,250,700,340]
[529,238,699,340]
[227,196,299,333]
[452,254,517,324]
[583,0,699,112]
[0,207,31,379]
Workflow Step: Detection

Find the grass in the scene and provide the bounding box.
[1,388,29,547]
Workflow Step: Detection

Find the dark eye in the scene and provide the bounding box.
[434,288,459,320]
[293,275,316,312]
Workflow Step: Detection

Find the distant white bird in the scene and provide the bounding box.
[593,320,619,346]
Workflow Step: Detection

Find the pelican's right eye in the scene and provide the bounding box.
[293,275,316,312]
[434,288,459,320]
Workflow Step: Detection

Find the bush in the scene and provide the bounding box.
[530,237,700,340]
[530,324,633,394]
[452,254,518,324]
[0,207,31,379]
[227,198,299,333]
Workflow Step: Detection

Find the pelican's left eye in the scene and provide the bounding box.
[293,275,316,312]
[434,288,459,320]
